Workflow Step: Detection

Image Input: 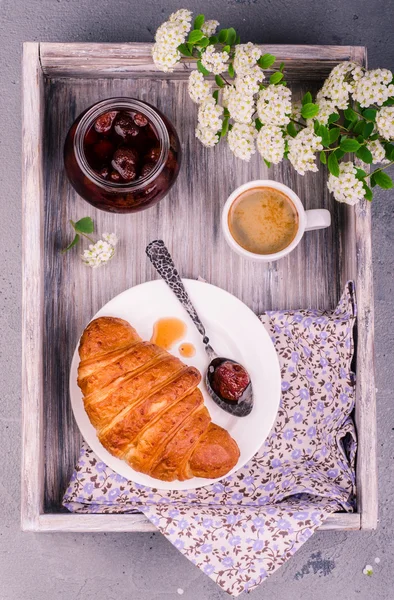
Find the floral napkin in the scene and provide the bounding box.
[63,282,357,596]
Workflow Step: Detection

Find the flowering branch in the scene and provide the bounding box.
[152,9,394,205]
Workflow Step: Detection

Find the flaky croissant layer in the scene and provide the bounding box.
[77,317,240,482]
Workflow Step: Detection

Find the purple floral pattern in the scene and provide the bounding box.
[64,282,357,596]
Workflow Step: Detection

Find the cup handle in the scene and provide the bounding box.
[305,209,331,231]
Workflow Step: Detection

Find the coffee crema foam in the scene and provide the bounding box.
[228,187,299,255]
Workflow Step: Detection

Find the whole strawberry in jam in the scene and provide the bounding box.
[212,361,250,402]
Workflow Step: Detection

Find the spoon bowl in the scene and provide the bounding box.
[206,357,254,417]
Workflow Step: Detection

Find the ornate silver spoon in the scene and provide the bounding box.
[146,240,253,417]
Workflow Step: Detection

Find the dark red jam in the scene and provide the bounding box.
[64,98,181,214]
[212,361,251,402]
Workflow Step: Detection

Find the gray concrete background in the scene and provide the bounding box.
[1,0,393,598]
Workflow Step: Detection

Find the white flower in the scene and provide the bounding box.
[352,69,394,107]
[227,123,256,161]
[201,19,219,37]
[363,565,373,576]
[200,45,228,75]
[257,85,292,127]
[327,161,366,205]
[152,9,192,72]
[367,139,389,164]
[313,93,338,125]
[227,88,255,124]
[102,232,118,246]
[290,101,302,121]
[319,61,362,110]
[287,127,323,175]
[188,71,211,104]
[376,106,394,140]
[152,44,180,73]
[233,42,262,74]
[82,236,117,268]
[221,85,232,108]
[234,65,264,96]
[257,125,285,164]
[195,125,219,147]
[197,97,223,130]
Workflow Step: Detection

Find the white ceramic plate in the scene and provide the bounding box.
[69,279,281,490]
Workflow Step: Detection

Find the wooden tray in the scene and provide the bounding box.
[21,42,377,532]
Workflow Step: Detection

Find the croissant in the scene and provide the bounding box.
[77,317,240,482]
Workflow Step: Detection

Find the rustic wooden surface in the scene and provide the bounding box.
[22,42,376,532]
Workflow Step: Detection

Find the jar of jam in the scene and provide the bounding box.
[64,97,181,213]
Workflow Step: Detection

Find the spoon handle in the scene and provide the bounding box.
[146,240,208,341]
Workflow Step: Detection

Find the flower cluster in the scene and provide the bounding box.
[327,162,366,205]
[227,123,256,161]
[227,90,255,124]
[152,9,192,72]
[352,69,394,107]
[318,61,363,110]
[188,71,211,104]
[81,233,118,268]
[233,42,262,74]
[376,106,394,141]
[234,65,264,96]
[367,139,389,164]
[288,127,323,175]
[201,19,219,37]
[198,98,223,130]
[257,85,292,127]
[201,45,228,75]
[257,125,285,164]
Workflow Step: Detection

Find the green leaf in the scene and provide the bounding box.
[328,152,340,177]
[369,133,379,141]
[302,92,312,106]
[197,37,209,48]
[218,29,228,43]
[363,122,374,138]
[223,45,231,53]
[335,149,346,160]
[318,124,330,147]
[340,138,361,152]
[384,143,394,161]
[258,53,276,69]
[193,14,205,30]
[269,71,284,84]
[255,118,263,131]
[61,233,80,254]
[235,34,241,45]
[301,102,320,119]
[353,120,365,135]
[227,27,237,46]
[363,182,373,201]
[221,117,229,138]
[355,167,367,180]
[344,107,357,122]
[197,60,210,75]
[329,127,341,144]
[223,107,230,118]
[356,146,373,164]
[212,90,219,104]
[264,159,271,168]
[286,122,297,138]
[209,35,218,44]
[313,120,320,135]
[177,43,193,57]
[320,151,327,165]
[188,30,204,44]
[215,75,225,88]
[373,170,393,189]
[279,62,285,72]
[228,62,235,78]
[383,96,394,106]
[73,217,94,234]
[363,108,377,122]
[328,112,340,124]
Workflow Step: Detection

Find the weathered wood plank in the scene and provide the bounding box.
[39,42,366,79]
[21,42,45,531]
[22,512,360,533]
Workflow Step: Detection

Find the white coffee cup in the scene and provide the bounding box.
[222,180,331,262]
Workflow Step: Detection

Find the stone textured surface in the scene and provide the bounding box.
[1,0,393,598]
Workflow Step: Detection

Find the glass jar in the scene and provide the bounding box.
[64,97,181,213]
